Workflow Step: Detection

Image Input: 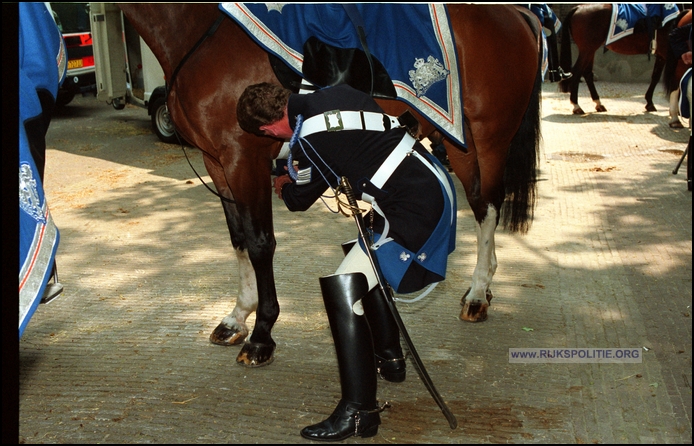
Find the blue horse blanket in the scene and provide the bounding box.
[220,3,465,148]
[19,3,66,337]
[679,68,691,120]
[606,4,679,46]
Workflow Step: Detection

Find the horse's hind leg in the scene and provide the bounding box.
[461,203,498,321]
[446,133,499,322]
[584,70,607,112]
[669,89,684,128]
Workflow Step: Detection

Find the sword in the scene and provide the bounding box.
[338,176,458,430]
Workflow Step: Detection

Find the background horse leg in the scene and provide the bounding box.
[568,72,586,115]
[645,56,666,112]
[669,89,684,128]
[583,69,607,112]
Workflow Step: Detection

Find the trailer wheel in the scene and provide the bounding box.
[111,97,126,110]
[151,97,177,143]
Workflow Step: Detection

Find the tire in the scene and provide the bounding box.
[112,97,126,110]
[151,97,177,143]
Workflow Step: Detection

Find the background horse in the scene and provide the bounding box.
[117,4,542,367]
[559,4,678,115]
[663,9,692,129]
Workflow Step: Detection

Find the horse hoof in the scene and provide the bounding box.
[236,342,276,367]
[460,301,489,322]
[572,108,585,115]
[595,105,607,113]
[460,288,493,306]
[645,104,657,112]
[669,121,684,129]
[460,287,471,305]
[209,323,248,346]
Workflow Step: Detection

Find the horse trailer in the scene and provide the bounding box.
[89,3,176,143]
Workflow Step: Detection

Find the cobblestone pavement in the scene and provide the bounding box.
[19,82,691,444]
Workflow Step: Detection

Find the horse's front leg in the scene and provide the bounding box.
[203,152,279,367]
[209,220,258,346]
[235,213,278,367]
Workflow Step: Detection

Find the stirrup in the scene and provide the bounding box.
[557,68,572,80]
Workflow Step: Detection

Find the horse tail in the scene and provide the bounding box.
[500,49,542,235]
[558,6,578,93]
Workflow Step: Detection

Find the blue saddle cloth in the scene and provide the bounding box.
[220,3,466,148]
[606,4,679,45]
[19,3,66,337]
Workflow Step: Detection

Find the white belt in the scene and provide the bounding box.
[361,133,456,249]
[300,110,401,138]
[361,133,417,204]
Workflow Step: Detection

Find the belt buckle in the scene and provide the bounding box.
[324,110,344,131]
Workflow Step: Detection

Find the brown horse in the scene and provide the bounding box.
[117,4,542,367]
[558,4,679,115]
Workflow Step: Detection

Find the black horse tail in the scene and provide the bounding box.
[558,6,578,93]
[500,44,542,235]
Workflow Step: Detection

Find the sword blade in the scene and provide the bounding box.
[340,177,457,429]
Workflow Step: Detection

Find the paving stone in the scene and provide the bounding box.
[19,81,691,443]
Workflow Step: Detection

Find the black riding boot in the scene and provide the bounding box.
[300,273,381,441]
[363,286,406,383]
[545,26,572,82]
[339,240,407,382]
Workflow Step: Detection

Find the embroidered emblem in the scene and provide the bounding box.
[417,252,427,262]
[399,252,411,262]
[615,18,628,31]
[19,163,46,224]
[409,56,449,98]
[56,37,67,81]
[266,4,286,13]
[324,110,344,131]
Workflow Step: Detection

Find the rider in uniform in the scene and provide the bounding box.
[237,82,457,441]
[523,4,572,82]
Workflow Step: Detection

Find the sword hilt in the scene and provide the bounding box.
[340,176,360,213]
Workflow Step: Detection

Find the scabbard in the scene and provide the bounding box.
[340,177,457,430]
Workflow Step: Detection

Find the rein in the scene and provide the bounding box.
[166,12,236,205]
